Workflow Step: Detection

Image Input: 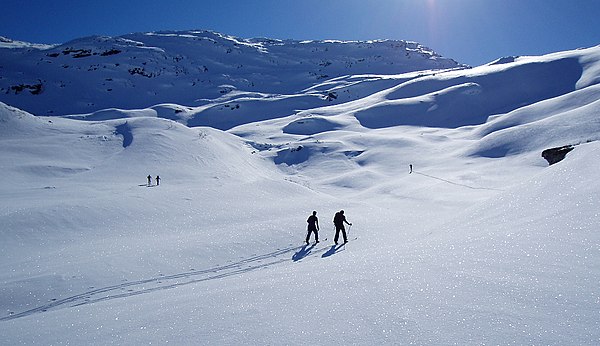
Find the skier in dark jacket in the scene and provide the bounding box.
[156,175,160,186]
[306,211,319,244]
[333,210,352,244]
[147,175,152,186]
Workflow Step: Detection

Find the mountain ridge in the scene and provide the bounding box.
[0,30,464,117]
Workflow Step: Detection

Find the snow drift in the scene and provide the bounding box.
[1,31,600,345]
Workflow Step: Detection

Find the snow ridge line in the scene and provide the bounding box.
[0,242,332,322]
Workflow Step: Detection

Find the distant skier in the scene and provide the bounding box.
[333,210,352,245]
[409,164,413,174]
[155,175,160,186]
[306,211,320,244]
[147,175,152,186]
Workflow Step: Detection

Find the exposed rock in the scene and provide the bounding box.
[10,83,43,95]
[542,145,574,165]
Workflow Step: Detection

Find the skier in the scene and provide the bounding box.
[333,210,352,245]
[409,164,413,174]
[147,175,152,186]
[156,175,160,186]
[306,211,319,244]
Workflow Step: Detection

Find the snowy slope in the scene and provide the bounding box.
[61,46,600,133]
[1,32,600,345]
[0,30,462,117]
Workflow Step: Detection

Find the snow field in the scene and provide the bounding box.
[1,40,600,344]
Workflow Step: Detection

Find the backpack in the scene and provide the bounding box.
[333,212,343,225]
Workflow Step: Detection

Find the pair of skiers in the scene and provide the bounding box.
[306,210,352,245]
[147,175,160,186]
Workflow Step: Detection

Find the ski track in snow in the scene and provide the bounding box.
[0,242,342,322]
[412,171,505,191]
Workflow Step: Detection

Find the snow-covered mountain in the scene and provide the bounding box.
[1,30,600,344]
[0,30,462,117]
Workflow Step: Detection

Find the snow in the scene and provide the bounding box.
[0,30,464,117]
[1,31,600,345]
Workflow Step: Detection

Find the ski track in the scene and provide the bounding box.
[0,242,339,322]
[413,171,505,191]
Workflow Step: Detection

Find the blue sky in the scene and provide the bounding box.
[1,0,599,66]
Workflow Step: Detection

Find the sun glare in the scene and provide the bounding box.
[425,0,440,45]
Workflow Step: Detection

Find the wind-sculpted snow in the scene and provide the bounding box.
[475,83,600,138]
[354,57,584,128]
[114,122,133,148]
[66,108,159,121]
[282,116,342,135]
[2,42,600,344]
[467,84,600,158]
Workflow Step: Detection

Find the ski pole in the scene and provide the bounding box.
[347,224,351,238]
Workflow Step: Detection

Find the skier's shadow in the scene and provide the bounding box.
[292,243,316,262]
[321,244,345,258]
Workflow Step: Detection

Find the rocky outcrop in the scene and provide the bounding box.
[542,145,574,165]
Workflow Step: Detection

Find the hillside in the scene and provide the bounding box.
[1,31,600,345]
[0,30,462,116]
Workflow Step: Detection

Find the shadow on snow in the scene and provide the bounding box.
[321,244,346,258]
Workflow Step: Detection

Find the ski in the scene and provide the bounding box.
[334,237,358,245]
[304,237,327,245]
